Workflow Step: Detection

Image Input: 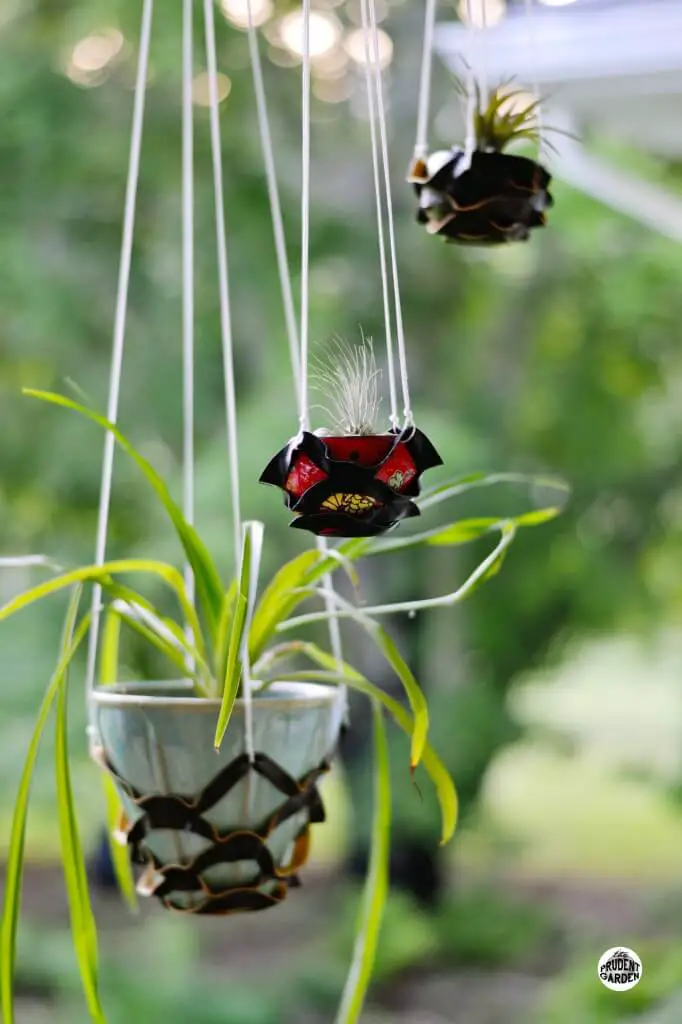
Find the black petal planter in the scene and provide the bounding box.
[260,428,442,537]
[408,83,555,246]
[410,148,553,245]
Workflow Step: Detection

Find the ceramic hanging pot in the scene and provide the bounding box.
[89,680,345,915]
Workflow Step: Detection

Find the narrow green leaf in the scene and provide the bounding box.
[55,596,107,1023]
[274,659,458,847]
[100,610,121,686]
[367,505,562,557]
[98,612,138,914]
[104,580,193,652]
[249,538,374,662]
[113,609,209,695]
[0,557,206,666]
[215,522,265,742]
[417,470,570,514]
[101,774,138,914]
[214,580,237,682]
[249,549,320,660]
[280,522,518,631]
[214,593,248,748]
[335,701,391,1024]
[0,598,91,1024]
[281,591,429,769]
[23,389,225,632]
[367,624,429,770]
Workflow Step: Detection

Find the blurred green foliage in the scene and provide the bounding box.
[541,943,682,1024]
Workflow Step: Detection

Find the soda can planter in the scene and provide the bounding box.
[89,681,345,916]
[259,428,443,537]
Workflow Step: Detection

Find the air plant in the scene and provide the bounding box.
[0,387,566,1024]
[311,335,383,437]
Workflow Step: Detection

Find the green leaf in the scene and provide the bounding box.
[417,470,570,514]
[98,614,138,914]
[112,608,209,695]
[101,774,138,914]
[23,389,225,635]
[336,701,391,1024]
[274,658,458,847]
[281,522,518,627]
[368,506,562,557]
[249,538,372,663]
[214,593,248,748]
[214,521,264,746]
[249,549,321,661]
[0,596,92,1024]
[100,609,121,686]
[367,624,428,770]
[55,595,107,1023]
[284,589,429,769]
[214,580,237,682]
[0,557,206,668]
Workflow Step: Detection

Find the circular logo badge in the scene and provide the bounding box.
[598,947,643,992]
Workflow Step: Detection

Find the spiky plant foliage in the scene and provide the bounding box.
[311,336,382,436]
[473,83,543,153]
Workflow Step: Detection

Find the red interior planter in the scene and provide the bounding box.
[285,434,421,501]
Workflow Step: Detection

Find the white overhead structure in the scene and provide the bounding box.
[434,0,682,242]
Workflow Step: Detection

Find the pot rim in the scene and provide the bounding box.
[90,679,342,712]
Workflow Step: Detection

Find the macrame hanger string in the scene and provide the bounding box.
[523,0,544,161]
[413,0,438,162]
[181,0,196,672]
[360,0,398,429]
[295,0,347,701]
[84,0,154,725]
[477,0,489,111]
[244,0,300,402]
[202,0,254,762]
[298,0,312,434]
[363,0,414,430]
[463,0,479,166]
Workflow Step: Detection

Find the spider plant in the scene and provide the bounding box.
[0,389,567,1024]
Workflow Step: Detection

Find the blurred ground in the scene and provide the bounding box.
[6,861,667,1024]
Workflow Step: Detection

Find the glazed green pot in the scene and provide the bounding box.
[89,681,345,911]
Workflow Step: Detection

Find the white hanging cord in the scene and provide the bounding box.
[241,2,346,714]
[361,2,398,428]
[478,0,489,111]
[523,0,544,160]
[414,0,438,159]
[203,0,254,758]
[182,0,196,649]
[463,2,477,165]
[182,0,195,557]
[316,536,348,718]
[364,0,413,428]
[84,0,154,709]
[245,0,300,401]
[298,0,312,432]
[202,0,242,568]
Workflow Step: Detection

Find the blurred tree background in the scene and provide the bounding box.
[4,1,682,1021]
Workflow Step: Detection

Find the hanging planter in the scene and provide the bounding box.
[90,680,343,914]
[0,0,569,1021]
[260,341,443,537]
[408,85,554,245]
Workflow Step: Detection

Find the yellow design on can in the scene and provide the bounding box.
[320,492,376,515]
